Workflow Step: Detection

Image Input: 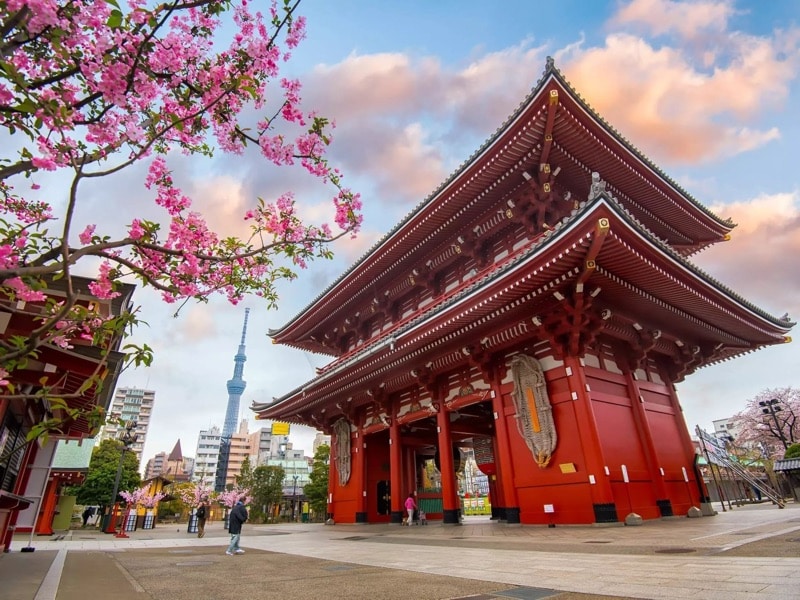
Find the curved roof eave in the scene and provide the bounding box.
[544,63,734,234]
[271,59,734,342]
[257,194,791,418]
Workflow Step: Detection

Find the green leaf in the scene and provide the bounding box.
[15,98,37,114]
[107,9,123,29]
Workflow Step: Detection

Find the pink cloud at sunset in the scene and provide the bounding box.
[612,0,737,40]
[694,192,800,312]
[561,30,795,163]
[172,305,220,344]
[328,120,447,205]
[332,229,386,265]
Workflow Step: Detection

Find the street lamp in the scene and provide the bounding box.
[759,399,789,449]
[291,474,299,522]
[104,420,138,535]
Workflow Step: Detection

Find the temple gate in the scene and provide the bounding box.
[253,59,792,525]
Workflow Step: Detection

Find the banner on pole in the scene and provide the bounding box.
[696,426,729,466]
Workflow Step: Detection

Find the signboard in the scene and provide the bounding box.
[271,422,290,436]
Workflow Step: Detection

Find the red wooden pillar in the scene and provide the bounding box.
[435,406,460,524]
[666,382,709,510]
[489,380,520,523]
[352,428,367,523]
[404,445,417,493]
[35,476,59,535]
[564,355,618,523]
[624,371,672,516]
[389,413,403,524]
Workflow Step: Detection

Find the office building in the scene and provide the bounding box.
[100,387,154,464]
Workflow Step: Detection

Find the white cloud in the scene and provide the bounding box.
[612,0,738,40]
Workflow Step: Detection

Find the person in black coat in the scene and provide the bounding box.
[81,506,95,527]
[196,503,209,538]
[225,500,248,555]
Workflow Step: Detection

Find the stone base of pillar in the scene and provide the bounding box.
[593,502,618,523]
[699,502,717,516]
[656,499,673,517]
[390,510,404,525]
[504,507,520,524]
[355,512,368,523]
[442,509,461,524]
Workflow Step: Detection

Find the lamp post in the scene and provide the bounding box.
[291,475,299,522]
[104,420,138,535]
[759,399,789,449]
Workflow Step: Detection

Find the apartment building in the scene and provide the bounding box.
[99,387,155,465]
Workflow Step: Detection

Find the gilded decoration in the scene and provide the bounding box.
[332,418,352,486]
[397,391,436,422]
[510,354,557,468]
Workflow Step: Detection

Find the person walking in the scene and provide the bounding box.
[225,500,248,555]
[403,492,417,526]
[81,506,95,527]
[196,503,208,538]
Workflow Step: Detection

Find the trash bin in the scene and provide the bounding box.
[301,513,309,523]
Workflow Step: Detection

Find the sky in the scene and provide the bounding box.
[64,0,800,465]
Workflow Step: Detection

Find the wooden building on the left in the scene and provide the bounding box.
[0,276,135,551]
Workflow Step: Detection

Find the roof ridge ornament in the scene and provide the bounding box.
[588,171,607,201]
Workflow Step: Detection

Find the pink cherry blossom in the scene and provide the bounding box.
[79,225,96,245]
[0,0,362,415]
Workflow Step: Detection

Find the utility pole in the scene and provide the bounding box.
[759,399,789,449]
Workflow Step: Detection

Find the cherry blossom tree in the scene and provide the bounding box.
[178,482,216,508]
[139,489,166,509]
[0,0,362,437]
[730,387,800,458]
[120,482,165,507]
[217,486,251,508]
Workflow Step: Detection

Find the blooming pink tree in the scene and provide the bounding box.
[120,482,165,508]
[730,387,800,458]
[178,483,216,508]
[217,486,252,508]
[140,490,167,510]
[0,0,362,438]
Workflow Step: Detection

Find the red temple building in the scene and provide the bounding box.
[253,59,793,526]
[0,276,135,549]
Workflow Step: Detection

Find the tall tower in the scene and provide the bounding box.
[223,308,249,438]
[215,308,250,491]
